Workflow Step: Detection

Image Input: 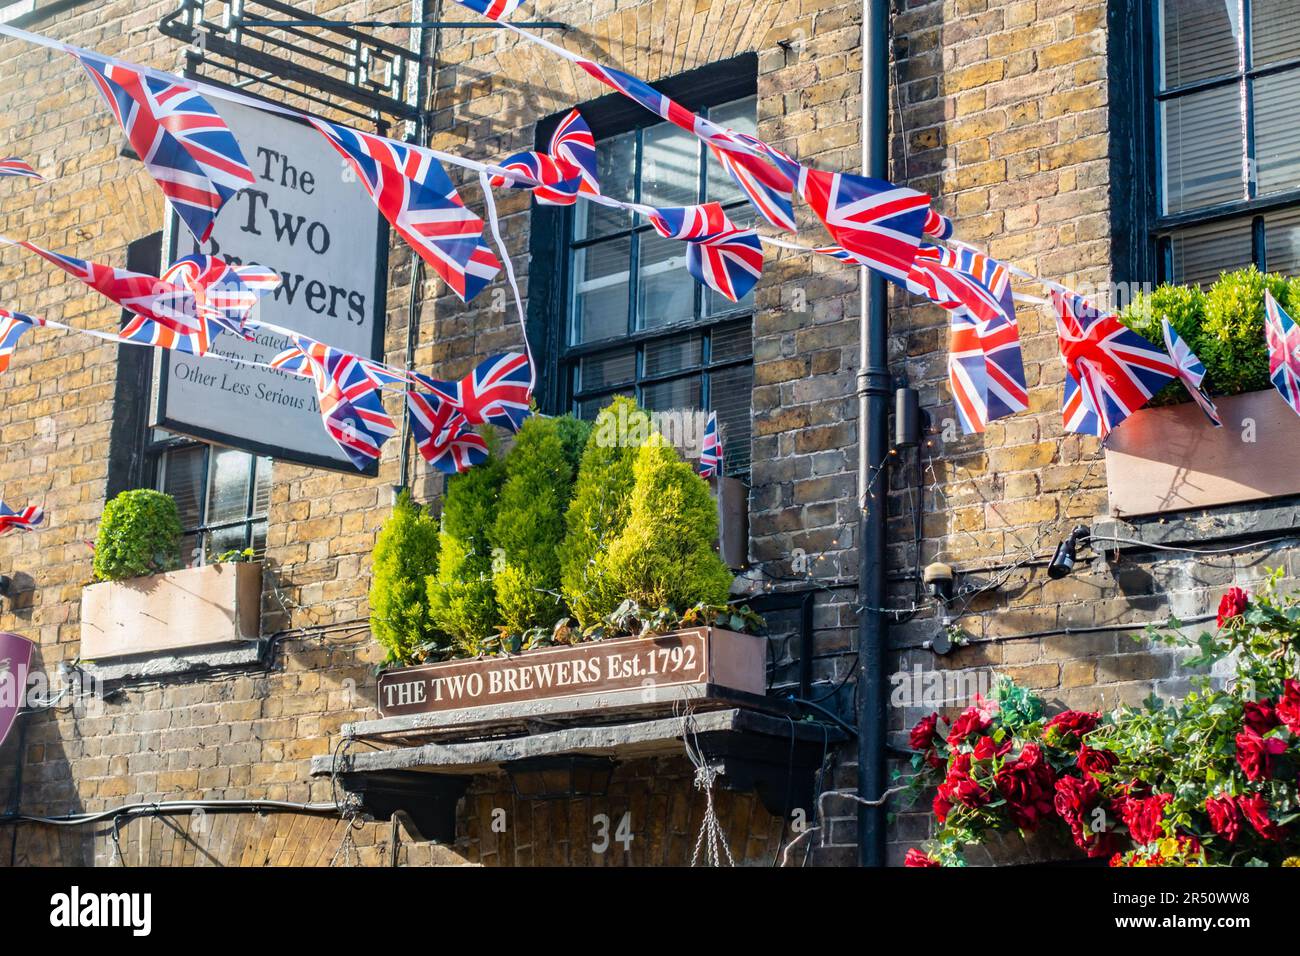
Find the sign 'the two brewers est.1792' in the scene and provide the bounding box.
[156,99,388,474]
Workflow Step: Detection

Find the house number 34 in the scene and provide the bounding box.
[592,812,633,853]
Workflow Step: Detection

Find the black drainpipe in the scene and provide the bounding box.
[856,0,891,868]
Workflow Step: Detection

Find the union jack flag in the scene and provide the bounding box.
[1161,317,1221,427]
[924,209,953,240]
[405,389,488,474]
[313,120,500,303]
[648,203,730,241]
[1053,290,1177,439]
[76,54,254,243]
[1265,290,1300,419]
[814,244,874,268]
[162,254,279,339]
[0,308,44,374]
[550,109,599,195]
[0,157,41,180]
[797,168,929,286]
[417,352,533,434]
[0,502,43,535]
[909,246,1026,433]
[11,239,221,355]
[697,411,723,479]
[454,0,524,19]
[272,335,397,469]
[687,229,764,303]
[489,150,583,205]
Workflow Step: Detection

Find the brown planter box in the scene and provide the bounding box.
[80,561,262,660]
[376,626,766,723]
[1104,389,1300,516]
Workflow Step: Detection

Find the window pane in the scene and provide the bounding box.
[642,375,701,412]
[640,122,699,209]
[710,320,753,362]
[1168,216,1254,288]
[578,348,635,391]
[207,446,252,525]
[573,131,635,240]
[706,275,756,317]
[252,456,272,518]
[1251,0,1300,68]
[1253,70,1300,196]
[1159,0,1241,89]
[576,391,633,420]
[710,363,753,474]
[179,533,201,569]
[250,520,267,558]
[205,523,247,562]
[160,445,205,531]
[1265,206,1300,275]
[705,97,757,206]
[570,237,631,344]
[1161,85,1245,213]
[637,230,695,329]
[644,332,703,378]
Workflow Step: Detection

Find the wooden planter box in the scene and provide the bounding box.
[80,561,262,661]
[1104,390,1300,516]
[375,627,766,729]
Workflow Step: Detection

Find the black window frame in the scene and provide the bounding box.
[1112,0,1300,287]
[526,54,758,475]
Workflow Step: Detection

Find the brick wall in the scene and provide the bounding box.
[0,0,1288,868]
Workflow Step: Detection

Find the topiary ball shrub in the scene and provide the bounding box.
[1200,265,1290,396]
[92,489,184,582]
[369,490,440,666]
[595,434,733,613]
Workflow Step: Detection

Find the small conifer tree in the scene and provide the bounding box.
[427,431,506,648]
[490,416,577,634]
[560,397,651,626]
[597,434,733,612]
[369,490,440,665]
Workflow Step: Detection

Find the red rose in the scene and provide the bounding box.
[1121,792,1172,845]
[1205,795,1242,843]
[1243,700,1280,736]
[1217,587,1249,627]
[1239,793,1288,841]
[1044,710,1100,747]
[994,743,1057,831]
[909,713,940,752]
[1077,745,1118,780]
[946,707,991,746]
[933,787,953,824]
[1235,729,1287,782]
[1276,679,1300,736]
[972,735,1012,760]
[904,848,942,867]
[1054,774,1100,845]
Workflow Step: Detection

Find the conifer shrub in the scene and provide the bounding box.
[553,414,594,479]
[427,431,505,650]
[369,490,440,665]
[560,397,652,627]
[93,489,183,582]
[595,434,733,613]
[490,415,577,635]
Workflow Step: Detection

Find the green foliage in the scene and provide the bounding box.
[595,435,733,613]
[553,414,593,479]
[427,431,505,652]
[560,397,652,627]
[369,490,440,666]
[490,416,576,635]
[1117,266,1298,400]
[92,489,183,582]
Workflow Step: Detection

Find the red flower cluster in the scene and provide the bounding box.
[909,713,945,769]
[933,753,988,823]
[1235,728,1287,782]
[994,744,1057,831]
[946,707,991,746]
[1121,792,1172,845]
[1043,710,1100,748]
[903,848,941,867]
[1053,774,1119,857]
[1217,587,1249,627]
[1205,795,1242,843]
[1278,680,1300,736]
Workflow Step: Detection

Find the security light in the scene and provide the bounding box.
[1048,526,1091,579]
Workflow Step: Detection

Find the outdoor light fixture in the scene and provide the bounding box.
[504,756,616,801]
[922,561,955,604]
[894,387,921,449]
[1048,526,1092,579]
